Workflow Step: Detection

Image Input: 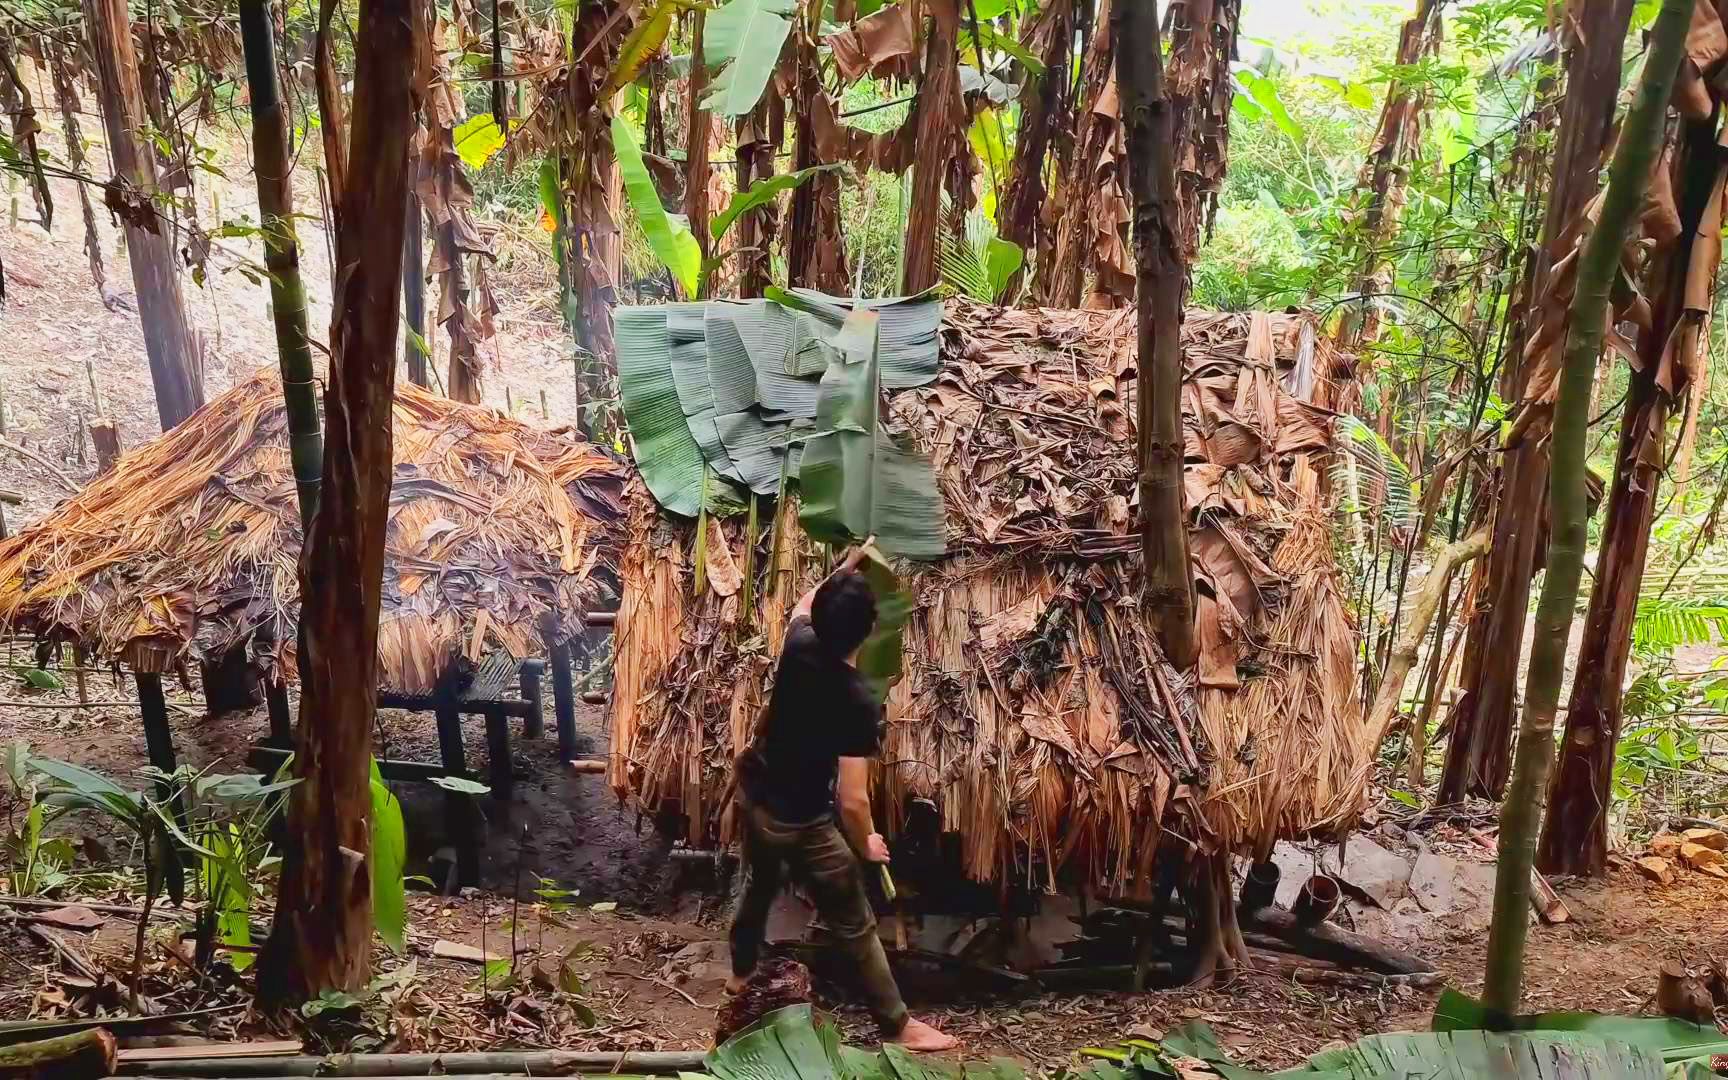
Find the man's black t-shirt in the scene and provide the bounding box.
[755,615,882,824]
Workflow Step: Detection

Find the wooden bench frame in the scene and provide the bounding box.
[134,611,608,888]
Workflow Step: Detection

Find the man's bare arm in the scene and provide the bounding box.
[837,756,889,863]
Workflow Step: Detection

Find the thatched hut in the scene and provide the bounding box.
[608,299,1368,901]
[0,369,628,692]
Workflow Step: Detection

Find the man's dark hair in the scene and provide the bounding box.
[812,571,876,658]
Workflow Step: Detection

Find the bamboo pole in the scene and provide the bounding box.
[1482,0,1691,1015]
[119,1051,706,1077]
[239,0,323,527]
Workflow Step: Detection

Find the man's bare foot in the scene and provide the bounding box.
[724,974,749,996]
[887,1017,957,1052]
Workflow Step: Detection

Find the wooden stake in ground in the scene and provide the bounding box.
[256,0,418,1007]
[1482,0,1691,1015]
[80,0,203,430]
[1116,0,1196,670]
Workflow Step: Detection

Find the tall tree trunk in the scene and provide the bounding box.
[1537,117,1725,876]
[1036,0,1130,309]
[901,0,962,295]
[239,0,323,527]
[82,0,203,430]
[1482,0,1689,1015]
[1335,0,1441,351]
[997,0,1074,301]
[1436,0,1635,804]
[0,38,52,230]
[1163,0,1240,264]
[49,48,107,297]
[256,0,416,1009]
[1118,0,1195,671]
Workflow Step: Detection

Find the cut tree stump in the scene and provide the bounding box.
[89,418,120,473]
[1657,960,1716,1023]
[0,1028,116,1080]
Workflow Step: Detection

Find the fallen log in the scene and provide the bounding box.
[1089,902,1432,975]
[1240,907,1433,976]
[0,1029,116,1080]
[117,1051,709,1078]
[0,896,182,922]
[0,1009,244,1048]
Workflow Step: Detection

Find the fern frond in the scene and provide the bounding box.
[1331,415,1417,532]
[1632,595,1728,655]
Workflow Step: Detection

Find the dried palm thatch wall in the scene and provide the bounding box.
[610,300,1368,897]
[0,370,627,691]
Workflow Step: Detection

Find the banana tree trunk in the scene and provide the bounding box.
[734,92,780,298]
[49,48,107,297]
[0,37,52,231]
[901,0,962,295]
[1437,0,1635,804]
[1482,0,1689,1015]
[256,0,416,1009]
[1036,0,1129,309]
[82,0,204,430]
[403,190,428,386]
[1335,0,1440,350]
[685,9,714,271]
[1164,0,1240,263]
[1117,0,1194,671]
[786,23,846,292]
[996,0,1073,301]
[1537,114,1725,877]
[239,0,323,528]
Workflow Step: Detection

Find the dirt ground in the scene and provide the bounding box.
[5,65,1728,1074]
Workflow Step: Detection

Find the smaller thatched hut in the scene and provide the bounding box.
[609,299,1369,901]
[0,370,628,691]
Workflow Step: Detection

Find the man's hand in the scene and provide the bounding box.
[864,832,891,863]
[838,539,874,574]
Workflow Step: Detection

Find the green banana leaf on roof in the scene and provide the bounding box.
[614,290,946,562]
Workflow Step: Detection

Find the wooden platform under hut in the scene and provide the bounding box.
[0,370,627,838]
[608,298,1399,985]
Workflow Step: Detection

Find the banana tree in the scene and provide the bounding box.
[614,112,837,299]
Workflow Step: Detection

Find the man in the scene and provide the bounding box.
[728,548,957,1052]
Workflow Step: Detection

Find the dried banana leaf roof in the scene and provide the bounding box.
[609,301,1369,896]
[0,369,627,691]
